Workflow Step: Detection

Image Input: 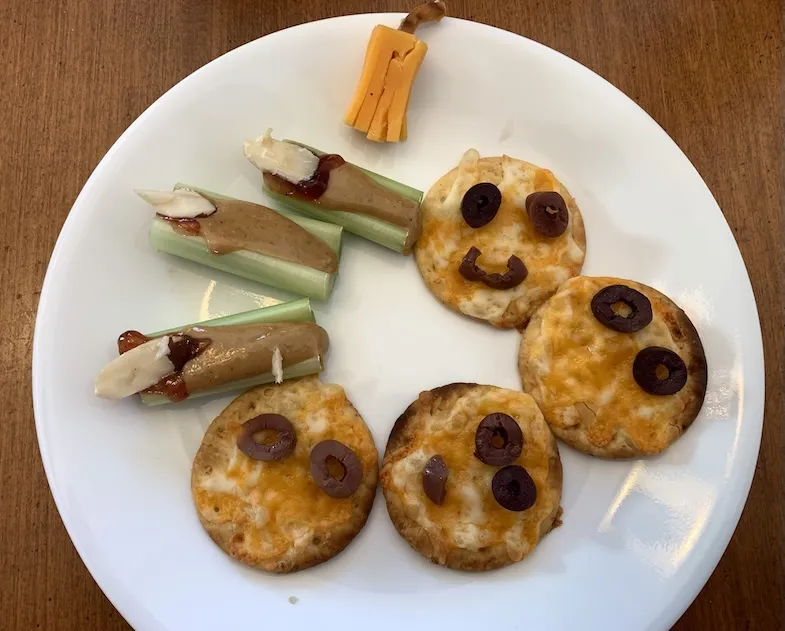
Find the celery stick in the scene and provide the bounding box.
[139,356,323,406]
[263,188,410,253]
[288,142,423,203]
[148,298,314,337]
[149,219,336,300]
[173,182,343,255]
[259,141,424,253]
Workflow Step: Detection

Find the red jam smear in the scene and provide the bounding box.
[118,330,149,354]
[267,153,345,201]
[115,330,210,401]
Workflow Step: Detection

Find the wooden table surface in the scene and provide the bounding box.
[2,0,782,629]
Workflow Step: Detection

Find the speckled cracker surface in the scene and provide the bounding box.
[415,150,586,328]
[191,376,378,573]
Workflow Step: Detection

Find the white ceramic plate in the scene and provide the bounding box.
[33,14,763,631]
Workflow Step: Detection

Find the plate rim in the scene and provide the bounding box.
[32,13,765,631]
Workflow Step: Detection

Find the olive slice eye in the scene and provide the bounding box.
[461,183,502,228]
[491,465,537,512]
[474,413,523,466]
[591,284,653,333]
[309,440,363,498]
[525,191,569,237]
[237,414,297,461]
[633,346,688,395]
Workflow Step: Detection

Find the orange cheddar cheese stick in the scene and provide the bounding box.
[344,2,445,143]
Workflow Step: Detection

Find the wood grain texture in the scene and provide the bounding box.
[0,0,781,629]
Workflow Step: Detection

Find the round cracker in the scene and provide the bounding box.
[415,151,586,329]
[381,383,562,572]
[191,376,378,573]
[519,276,708,458]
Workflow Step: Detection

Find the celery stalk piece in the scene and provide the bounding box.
[148,298,314,337]
[173,183,343,255]
[288,142,423,203]
[149,219,336,300]
[259,141,424,254]
[263,188,410,253]
[139,356,323,406]
[139,301,324,405]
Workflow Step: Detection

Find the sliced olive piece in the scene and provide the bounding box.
[237,414,297,461]
[591,284,653,333]
[461,182,502,228]
[422,455,448,505]
[474,413,523,466]
[633,346,688,395]
[309,440,363,499]
[525,191,569,237]
[491,465,537,512]
[458,246,528,290]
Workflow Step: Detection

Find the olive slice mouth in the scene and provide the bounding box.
[591,284,653,333]
[237,414,297,461]
[309,440,363,499]
[458,246,528,290]
[633,346,688,395]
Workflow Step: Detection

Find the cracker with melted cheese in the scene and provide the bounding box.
[191,376,378,573]
[415,150,586,328]
[519,276,708,458]
[380,383,562,571]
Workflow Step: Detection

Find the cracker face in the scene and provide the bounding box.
[191,376,378,573]
[519,276,708,458]
[415,150,586,328]
[381,383,562,572]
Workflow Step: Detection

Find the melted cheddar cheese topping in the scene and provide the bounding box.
[385,386,559,563]
[192,377,377,569]
[415,150,585,328]
[521,276,698,453]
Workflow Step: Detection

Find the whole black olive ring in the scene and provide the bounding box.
[591,284,653,333]
[525,191,569,238]
[309,439,363,499]
[237,413,297,461]
[459,246,528,290]
[422,454,449,505]
[491,465,537,512]
[633,346,688,395]
[461,182,502,228]
[474,413,523,466]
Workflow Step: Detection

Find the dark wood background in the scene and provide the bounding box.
[1,0,782,629]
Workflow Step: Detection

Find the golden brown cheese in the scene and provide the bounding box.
[415,150,586,328]
[382,385,562,568]
[520,276,707,456]
[192,377,378,572]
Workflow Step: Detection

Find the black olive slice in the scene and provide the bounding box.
[458,246,528,290]
[237,414,297,461]
[491,465,537,512]
[591,284,653,333]
[633,346,688,395]
[309,440,363,499]
[422,455,448,505]
[474,413,523,466]
[525,191,569,237]
[461,183,502,228]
